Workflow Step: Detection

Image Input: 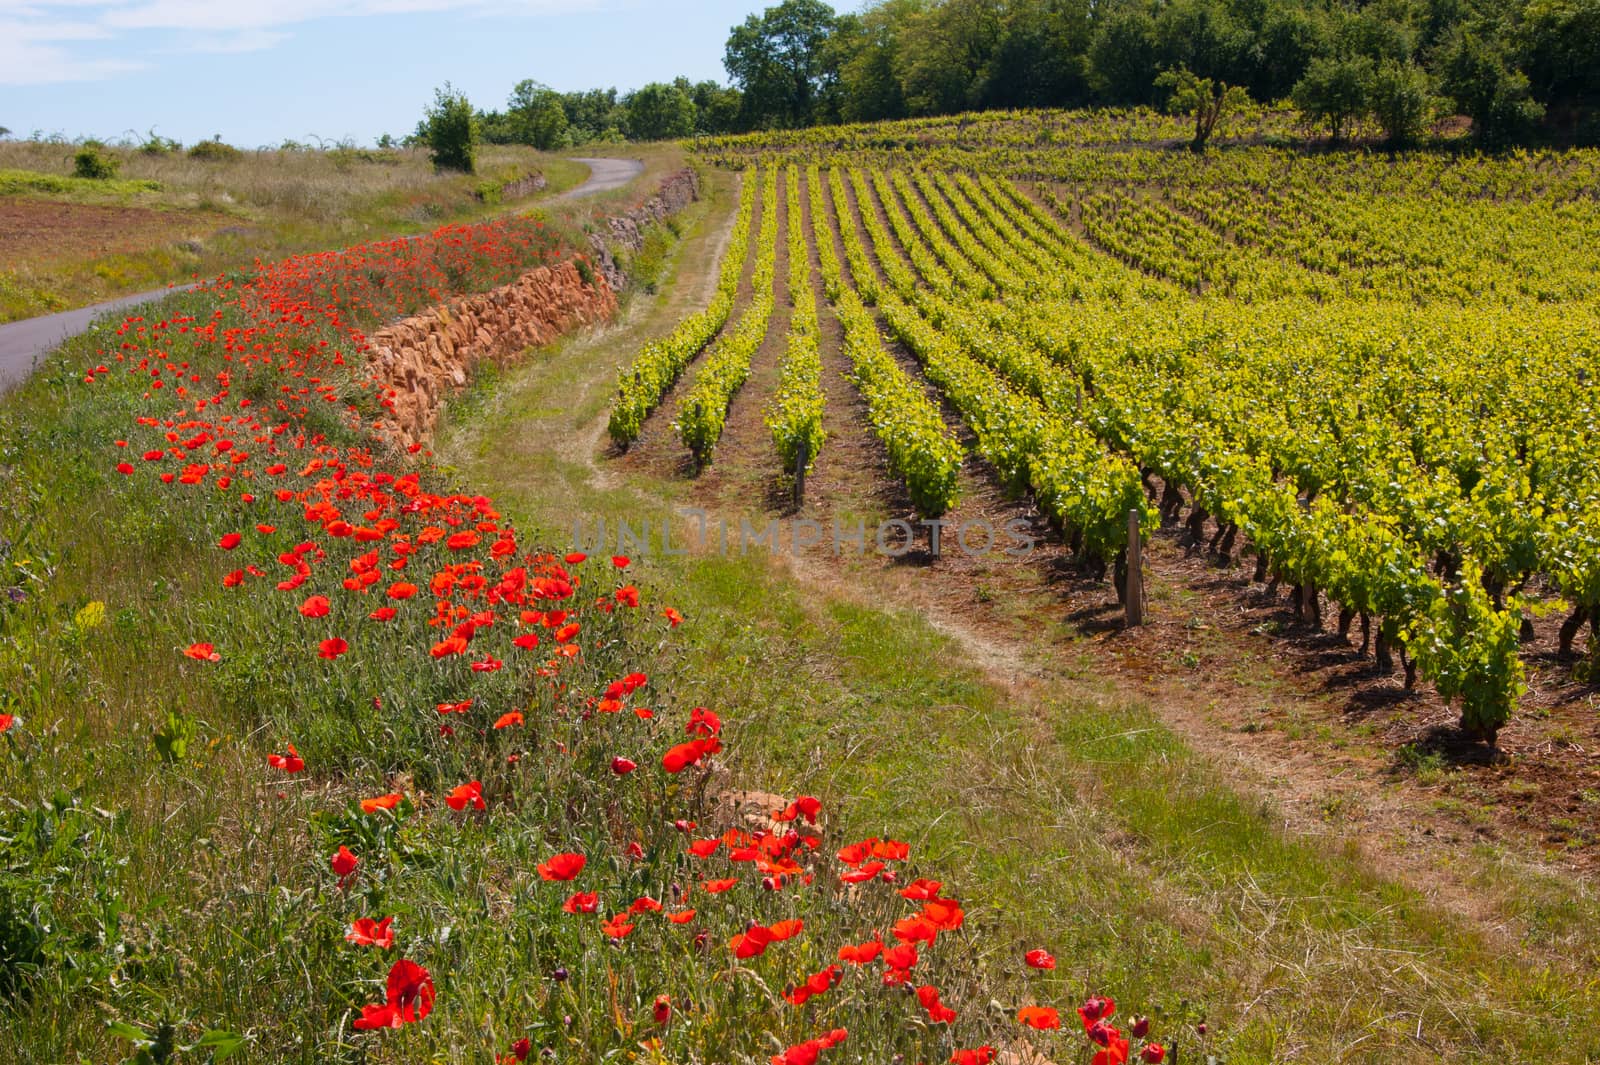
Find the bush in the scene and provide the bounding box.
[188,138,242,162]
[1369,61,1433,146]
[71,146,119,180]
[1292,56,1374,142]
[420,83,478,174]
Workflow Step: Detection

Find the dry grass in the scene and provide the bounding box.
[0,141,591,321]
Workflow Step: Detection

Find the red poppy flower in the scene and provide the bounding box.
[774,795,822,824]
[883,943,918,971]
[184,642,221,662]
[610,756,637,775]
[1018,1006,1061,1030]
[267,744,304,773]
[951,1049,996,1065]
[537,852,586,881]
[898,878,942,900]
[1078,996,1116,1030]
[917,985,957,1024]
[300,595,331,618]
[361,792,403,814]
[663,606,682,627]
[701,877,738,893]
[562,891,599,914]
[331,845,359,888]
[1025,948,1056,970]
[837,938,883,965]
[116,462,134,475]
[667,909,696,924]
[1140,1044,1166,1063]
[0,714,14,734]
[564,552,587,564]
[219,532,242,550]
[512,633,539,650]
[652,993,670,1024]
[688,839,720,858]
[388,582,418,600]
[599,914,635,939]
[493,710,524,729]
[369,607,397,622]
[318,637,349,659]
[501,1037,532,1063]
[352,958,434,1030]
[346,916,395,949]
[446,780,485,811]
[222,569,245,588]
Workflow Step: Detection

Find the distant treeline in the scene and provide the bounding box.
[457,0,1598,149]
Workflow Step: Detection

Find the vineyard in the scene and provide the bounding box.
[611,113,1600,755]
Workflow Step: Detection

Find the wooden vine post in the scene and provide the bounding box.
[1125,509,1145,627]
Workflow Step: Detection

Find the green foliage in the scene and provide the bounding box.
[420,83,479,173]
[609,176,757,447]
[1369,61,1434,145]
[1440,34,1546,148]
[71,145,119,180]
[1156,66,1251,150]
[624,82,698,141]
[1293,55,1375,141]
[186,138,241,163]
[724,0,839,128]
[1409,563,1527,743]
[507,79,570,150]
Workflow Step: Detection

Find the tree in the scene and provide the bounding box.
[419,83,478,173]
[1439,33,1544,147]
[1292,56,1375,141]
[1156,66,1250,150]
[687,80,744,134]
[1368,60,1433,145]
[623,82,697,141]
[1087,1,1161,104]
[896,0,1007,115]
[508,79,569,150]
[830,0,923,121]
[724,0,839,128]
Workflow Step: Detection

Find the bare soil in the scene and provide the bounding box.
[0,200,229,270]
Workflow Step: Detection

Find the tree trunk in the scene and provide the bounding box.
[1337,606,1354,641]
[1558,605,1588,657]
[1359,612,1371,658]
[1375,625,1393,674]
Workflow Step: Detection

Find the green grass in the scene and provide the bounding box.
[0,168,162,197]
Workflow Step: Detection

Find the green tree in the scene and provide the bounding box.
[687,79,744,134]
[1156,66,1250,150]
[1087,0,1161,103]
[623,82,697,141]
[1292,55,1375,141]
[1369,60,1433,145]
[724,0,839,128]
[895,0,1006,115]
[508,79,569,150]
[419,83,478,173]
[1439,33,1544,147]
[1514,0,1600,109]
[831,0,923,121]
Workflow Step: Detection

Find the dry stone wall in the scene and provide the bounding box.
[587,167,700,290]
[361,167,700,450]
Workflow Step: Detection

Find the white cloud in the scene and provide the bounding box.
[0,0,607,84]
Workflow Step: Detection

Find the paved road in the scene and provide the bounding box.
[0,156,646,393]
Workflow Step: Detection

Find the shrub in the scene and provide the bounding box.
[1369,61,1433,146]
[188,138,242,162]
[420,83,478,173]
[71,145,119,180]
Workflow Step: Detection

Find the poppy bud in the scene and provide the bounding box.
[694,931,709,951]
[1196,1023,1208,1036]
[1131,1016,1150,1038]
[762,877,778,892]
[551,967,568,982]
[653,994,671,1024]
[1140,1045,1166,1064]
[627,841,644,860]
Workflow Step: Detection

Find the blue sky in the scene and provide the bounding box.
[1,1,773,146]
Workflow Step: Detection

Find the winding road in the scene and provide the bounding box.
[0,156,645,393]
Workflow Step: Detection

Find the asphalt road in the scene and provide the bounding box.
[0,156,646,394]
